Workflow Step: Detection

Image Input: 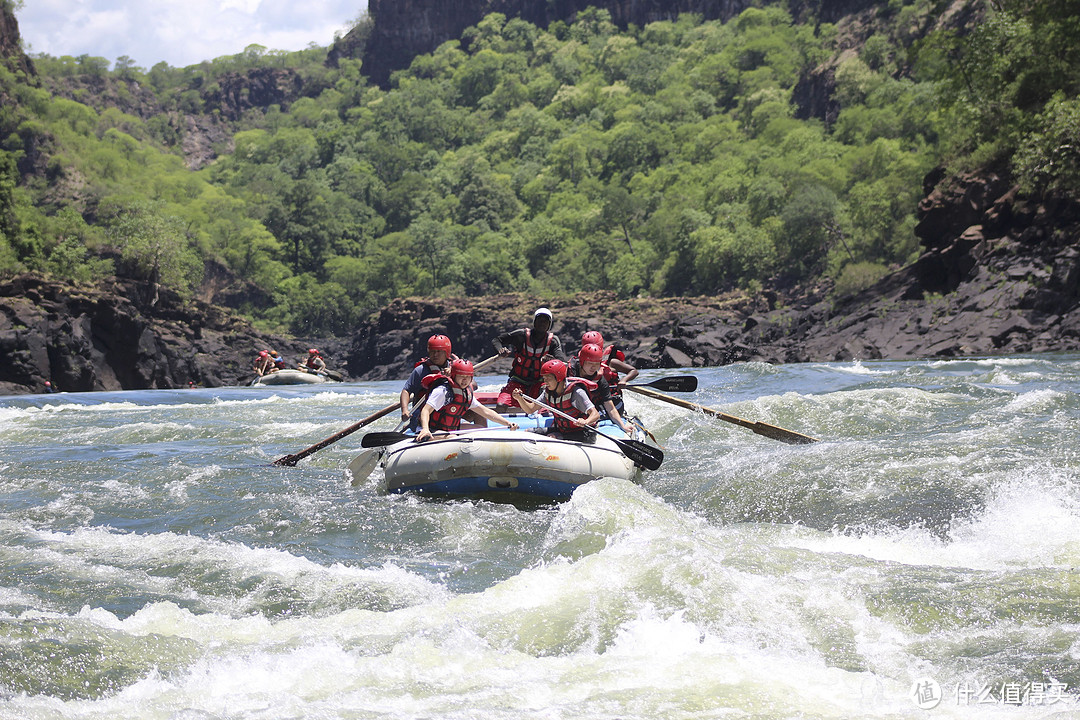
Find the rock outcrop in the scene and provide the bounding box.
[0,1,34,79]
[0,274,347,394]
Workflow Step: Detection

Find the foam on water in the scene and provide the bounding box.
[3,362,1080,718]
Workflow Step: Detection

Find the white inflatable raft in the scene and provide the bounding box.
[251,369,330,386]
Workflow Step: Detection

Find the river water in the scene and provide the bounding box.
[1,356,1078,719]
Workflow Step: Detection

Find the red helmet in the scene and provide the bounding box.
[540,359,568,383]
[259,351,269,357]
[578,343,604,364]
[581,331,604,347]
[450,359,474,377]
[308,348,320,355]
[427,334,452,353]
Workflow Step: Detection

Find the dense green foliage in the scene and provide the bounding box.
[3,1,1079,334]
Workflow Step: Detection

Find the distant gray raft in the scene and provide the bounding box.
[251,369,331,385]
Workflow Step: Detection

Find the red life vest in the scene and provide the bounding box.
[414,356,450,373]
[600,362,623,402]
[510,330,552,384]
[544,377,598,433]
[422,375,473,431]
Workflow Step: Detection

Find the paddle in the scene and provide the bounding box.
[349,415,413,485]
[626,375,697,392]
[525,394,663,471]
[272,401,398,466]
[361,431,413,448]
[471,354,499,373]
[624,385,819,445]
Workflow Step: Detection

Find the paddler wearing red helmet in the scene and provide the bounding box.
[400,334,458,422]
[417,359,518,442]
[568,343,634,434]
[513,358,600,443]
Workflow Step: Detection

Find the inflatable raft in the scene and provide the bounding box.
[252,369,331,386]
[347,393,659,501]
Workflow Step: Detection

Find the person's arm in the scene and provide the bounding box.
[416,386,449,442]
[571,388,600,427]
[549,335,566,362]
[416,404,436,442]
[608,358,638,385]
[400,368,422,419]
[603,399,632,434]
[471,401,518,430]
[494,329,523,357]
[512,387,541,414]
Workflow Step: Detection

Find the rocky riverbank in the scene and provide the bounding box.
[0,275,344,394]
[2,169,1079,395]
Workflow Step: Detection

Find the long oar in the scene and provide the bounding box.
[625,385,818,445]
[472,354,499,373]
[527,395,663,471]
[626,375,697,392]
[273,402,398,466]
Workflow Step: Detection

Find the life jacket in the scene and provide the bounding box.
[304,356,323,369]
[602,344,626,363]
[570,358,622,408]
[421,374,473,432]
[272,355,286,369]
[510,330,552,384]
[544,377,598,433]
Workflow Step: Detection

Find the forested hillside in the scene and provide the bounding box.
[2,0,1078,338]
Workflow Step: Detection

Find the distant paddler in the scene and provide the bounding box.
[299,348,326,374]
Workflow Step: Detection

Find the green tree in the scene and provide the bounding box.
[105,200,203,303]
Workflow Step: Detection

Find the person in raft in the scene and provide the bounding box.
[580,330,638,415]
[568,343,634,434]
[400,334,457,422]
[253,350,274,376]
[300,348,327,373]
[493,307,565,413]
[416,359,518,442]
[512,358,600,443]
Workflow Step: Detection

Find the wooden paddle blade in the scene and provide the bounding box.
[635,376,697,392]
[273,454,301,467]
[624,385,819,444]
[360,431,412,448]
[750,421,818,445]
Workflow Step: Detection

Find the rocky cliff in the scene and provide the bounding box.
[0,274,347,393]
[349,0,882,88]
[0,1,33,79]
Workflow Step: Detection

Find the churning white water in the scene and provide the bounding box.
[1,356,1078,719]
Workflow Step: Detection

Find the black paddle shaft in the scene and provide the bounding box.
[525,394,664,470]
